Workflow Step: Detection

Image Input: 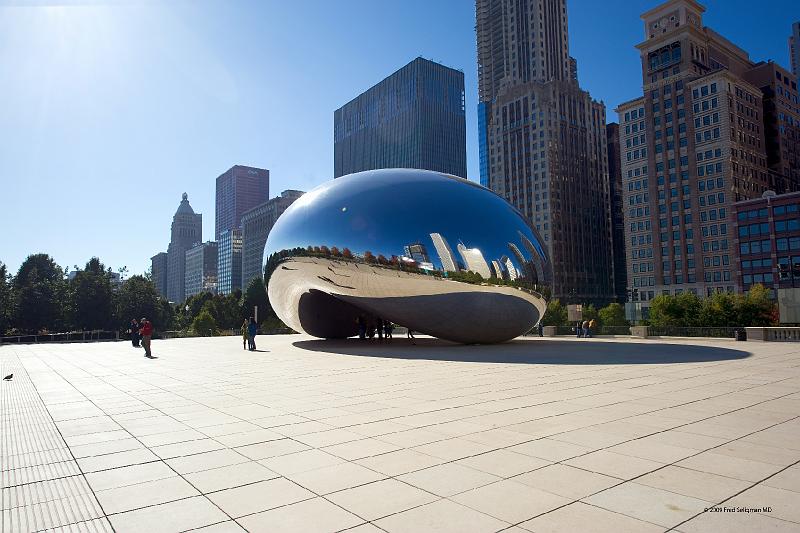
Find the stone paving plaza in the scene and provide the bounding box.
[1,335,799,533]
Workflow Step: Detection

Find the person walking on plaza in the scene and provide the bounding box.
[588,318,597,338]
[376,317,384,340]
[576,321,583,338]
[139,317,154,358]
[129,318,140,347]
[407,328,416,345]
[384,320,393,340]
[581,320,589,339]
[240,319,248,350]
[247,317,258,351]
[537,322,544,337]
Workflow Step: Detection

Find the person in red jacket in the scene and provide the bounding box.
[139,317,155,358]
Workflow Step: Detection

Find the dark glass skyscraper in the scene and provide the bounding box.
[334,57,467,179]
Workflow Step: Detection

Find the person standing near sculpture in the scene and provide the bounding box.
[247,317,258,351]
[581,320,589,339]
[139,317,154,358]
[129,318,140,347]
[588,318,596,338]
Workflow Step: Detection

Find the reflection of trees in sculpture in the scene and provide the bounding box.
[363,251,376,264]
[342,248,353,259]
[330,246,341,257]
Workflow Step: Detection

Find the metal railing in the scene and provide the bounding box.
[0,327,299,345]
[526,325,739,339]
[646,326,738,338]
[0,330,120,344]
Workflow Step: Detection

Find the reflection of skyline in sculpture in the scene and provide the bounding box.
[504,256,518,280]
[491,260,503,279]
[429,232,459,272]
[403,242,430,265]
[457,243,491,279]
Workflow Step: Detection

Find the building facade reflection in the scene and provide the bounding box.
[263,169,552,344]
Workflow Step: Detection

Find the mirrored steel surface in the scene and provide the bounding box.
[264,169,551,344]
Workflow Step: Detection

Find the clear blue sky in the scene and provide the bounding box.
[0,0,795,277]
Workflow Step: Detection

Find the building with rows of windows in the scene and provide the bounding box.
[616,0,800,320]
[733,191,800,322]
[476,0,615,305]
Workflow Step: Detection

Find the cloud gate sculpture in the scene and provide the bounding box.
[264,169,551,344]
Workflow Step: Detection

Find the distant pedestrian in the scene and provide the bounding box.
[129,318,140,347]
[240,319,248,350]
[407,328,416,345]
[384,321,394,339]
[588,319,597,338]
[247,317,258,351]
[537,322,544,337]
[582,320,589,339]
[357,316,366,339]
[376,318,384,340]
[576,321,583,338]
[139,317,154,358]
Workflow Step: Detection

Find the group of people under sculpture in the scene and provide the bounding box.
[356,315,416,342]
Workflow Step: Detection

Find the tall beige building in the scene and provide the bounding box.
[476,0,614,304]
[619,0,784,315]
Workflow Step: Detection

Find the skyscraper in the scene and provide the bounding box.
[743,61,800,193]
[215,165,269,240]
[150,252,168,298]
[334,57,467,178]
[791,22,800,77]
[166,193,202,303]
[607,123,629,302]
[241,190,304,287]
[619,0,793,312]
[217,228,242,295]
[476,0,614,303]
[185,241,218,298]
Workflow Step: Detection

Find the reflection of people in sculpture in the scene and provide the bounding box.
[357,315,366,339]
[384,321,393,339]
[407,328,416,344]
[376,317,384,339]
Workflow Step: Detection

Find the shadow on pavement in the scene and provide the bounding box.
[293,338,751,365]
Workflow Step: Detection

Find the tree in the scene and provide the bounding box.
[649,295,679,327]
[241,276,272,326]
[192,307,218,336]
[737,284,776,326]
[699,291,737,327]
[13,254,67,333]
[541,299,568,327]
[582,304,598,323]
[116,275,172,332]
[598,303,628,327]
[69,257,115,330]
[0,262,12,335]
